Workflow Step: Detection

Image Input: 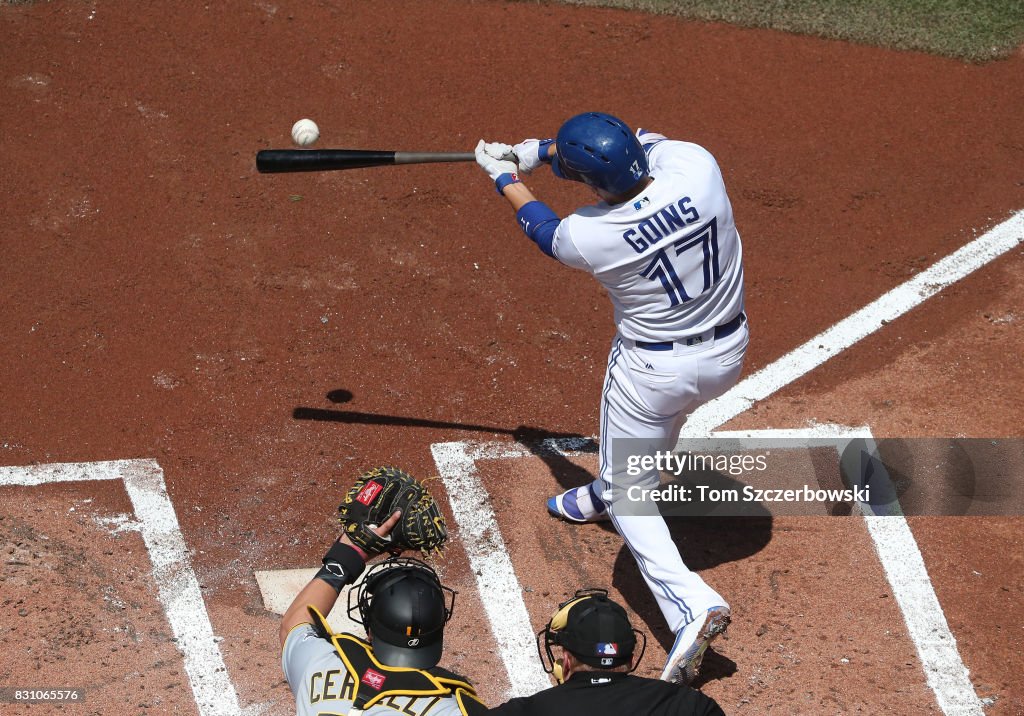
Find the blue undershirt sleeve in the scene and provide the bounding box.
[515,200,560,258]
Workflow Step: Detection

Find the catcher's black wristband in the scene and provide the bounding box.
[315,541,366,591]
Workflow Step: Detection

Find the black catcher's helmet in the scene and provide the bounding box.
[348,557,455,669]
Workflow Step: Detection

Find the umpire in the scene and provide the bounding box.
[487,589,725,716]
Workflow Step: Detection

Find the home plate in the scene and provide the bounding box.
[255,568,365,637]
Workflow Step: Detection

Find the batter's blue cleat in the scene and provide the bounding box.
[661,606,731,685]
[546,483,609,523]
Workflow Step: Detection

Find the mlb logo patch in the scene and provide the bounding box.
[633,197,650,211]
[356,481,383,506]
[596,642,619,656]
[361,668,386,690]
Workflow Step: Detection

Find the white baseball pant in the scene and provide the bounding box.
[594,320,749,634]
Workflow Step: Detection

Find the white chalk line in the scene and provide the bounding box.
[434,210,1022,710]
[863,516,983,714]
[729,430,984,714]
[681,209,1024,438]
[0,460,241,716]
[431,440,554,697]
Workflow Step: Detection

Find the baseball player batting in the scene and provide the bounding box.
[474,112,748,685]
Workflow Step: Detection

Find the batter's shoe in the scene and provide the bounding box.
[661,606,731,685]
[546,483,609,523]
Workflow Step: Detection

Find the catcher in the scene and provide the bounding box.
[280,467,482,716]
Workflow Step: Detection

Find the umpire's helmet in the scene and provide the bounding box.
[349,558,455,669]
[553,112,649,196]
[537,588,645,681]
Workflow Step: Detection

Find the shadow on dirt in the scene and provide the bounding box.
[293,394,592,445]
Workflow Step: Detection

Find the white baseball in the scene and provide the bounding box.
[291,118,319,147]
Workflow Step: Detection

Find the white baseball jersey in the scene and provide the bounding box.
[551,133,744,342]
[282,625,467,716]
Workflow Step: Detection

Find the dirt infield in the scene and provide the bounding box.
[0,482,197,715]
[1,1,1022,714]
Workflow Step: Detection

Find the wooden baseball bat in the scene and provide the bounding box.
[256,149,475,173]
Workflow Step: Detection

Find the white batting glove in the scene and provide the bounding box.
[477,141,515,169]
[475,139,521,193]
[512,138,554,175]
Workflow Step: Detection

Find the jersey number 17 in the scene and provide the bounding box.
[640,217,721,306]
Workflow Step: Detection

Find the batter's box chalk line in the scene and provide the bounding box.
[0,459,258,716]
[432,427,985,713]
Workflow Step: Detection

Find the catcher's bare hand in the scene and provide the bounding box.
[339,509,401,559]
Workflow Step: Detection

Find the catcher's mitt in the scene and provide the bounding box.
[337,466,447,556]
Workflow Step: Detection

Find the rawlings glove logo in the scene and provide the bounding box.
[355,481,383,505]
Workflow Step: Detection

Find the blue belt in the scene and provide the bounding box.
[635,312,746,351]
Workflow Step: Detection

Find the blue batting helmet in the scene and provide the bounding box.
[554,112,648,195]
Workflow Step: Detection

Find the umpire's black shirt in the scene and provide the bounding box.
[485,671,725,716]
